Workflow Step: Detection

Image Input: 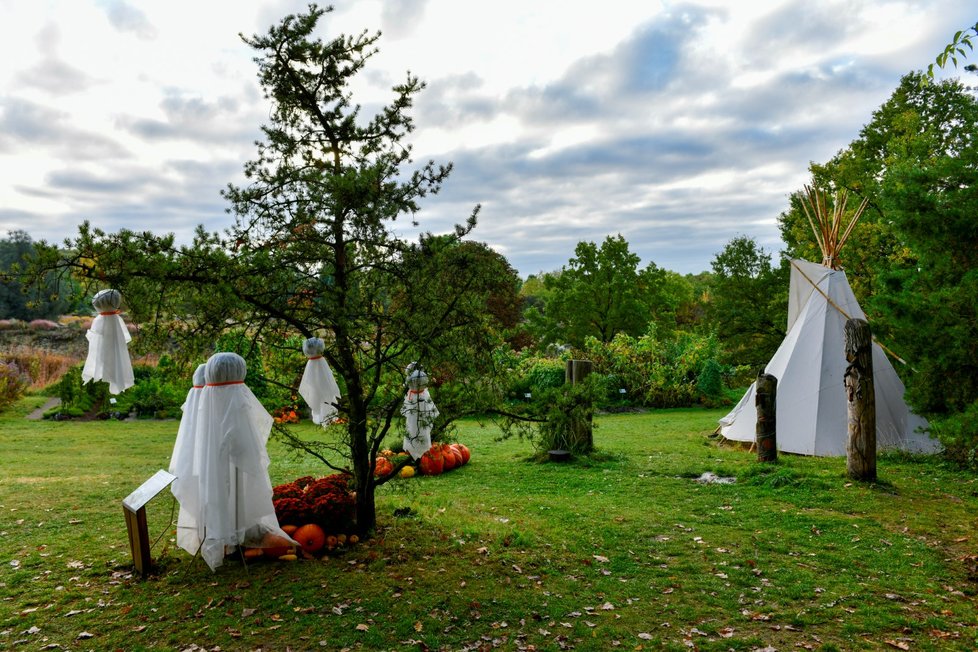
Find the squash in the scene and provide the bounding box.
[400,465,416,478]
[456,443,471,465]
[293,523,327,554]
[419,447,444,475]
[442,444,458,471]
[374,456,395,477]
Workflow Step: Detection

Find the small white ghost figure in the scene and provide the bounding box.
[297,337,341,424]
[81,289,134,394]
[401,365,439,460]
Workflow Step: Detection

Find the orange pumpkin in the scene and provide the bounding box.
[419,447,444,475]
[261,532,295,558]
[282,524,299,536]
[293,523,326,554]
[456,443,471,464]
[242,547,264,559]
[442,444,458,471]
[448,444,465,468]
[374,457,395,477]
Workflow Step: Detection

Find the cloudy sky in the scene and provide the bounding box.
[0,1,973,277]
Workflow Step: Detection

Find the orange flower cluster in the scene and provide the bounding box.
[273,406,300,424]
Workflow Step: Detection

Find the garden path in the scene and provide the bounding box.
[27,397,60,420]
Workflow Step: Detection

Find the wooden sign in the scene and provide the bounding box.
[122,470,176,576]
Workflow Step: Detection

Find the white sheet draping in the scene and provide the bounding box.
[297,337,341,424]
[168,363,206,556]
[170,352,295,571]
[401,368,438,459]
[81,289,134,394]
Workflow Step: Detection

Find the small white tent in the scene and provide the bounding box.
[718,258,941,456]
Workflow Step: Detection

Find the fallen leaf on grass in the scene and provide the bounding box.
[884,641,910,650]
[355,623,369,631]
[76,632,94,640]
[241,608,256,618]
[638,632,653,640]
[719,627,735,638]
[593,555,610,563]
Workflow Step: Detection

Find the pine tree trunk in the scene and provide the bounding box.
[844,318,876,482]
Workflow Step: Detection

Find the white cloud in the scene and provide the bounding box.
[0,0,974,276]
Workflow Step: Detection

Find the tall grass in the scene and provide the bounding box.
[1,345,80,390]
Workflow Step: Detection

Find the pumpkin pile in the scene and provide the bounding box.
[418,442,471,476]
[243,474,361,561]
[373,443,472,478]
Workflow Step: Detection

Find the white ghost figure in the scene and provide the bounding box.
[401,366,439,460]
[81,289,134,394]
[172,352,295,571]
[297,337,341,424]
[168,363,207,555]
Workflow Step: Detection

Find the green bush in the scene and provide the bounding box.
[928,400,978,471]
[583,328,734,408]
[50,365,108,418]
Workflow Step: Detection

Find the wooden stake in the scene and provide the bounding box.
[755,372,778,462]
[844,318,877,481]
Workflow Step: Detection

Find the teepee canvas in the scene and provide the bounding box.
[718,186,941,456]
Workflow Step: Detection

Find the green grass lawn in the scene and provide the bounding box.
[1,394,976,651]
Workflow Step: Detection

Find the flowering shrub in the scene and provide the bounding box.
[2,346,79,390]
[272,474,355,533]
[273,406,300,424]
[28,319,60,331]
[58,315,93,330]
[0,361,30,413]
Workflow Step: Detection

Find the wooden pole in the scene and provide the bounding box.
[755,372,778,462]
[844,318,876,481]
[123,505,151,576]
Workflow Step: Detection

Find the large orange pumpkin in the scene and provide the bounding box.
[448,444,465,468]
[456,443,471,464]
[293,523,327,554]
[419,447,444,475]
[442,444,458,471]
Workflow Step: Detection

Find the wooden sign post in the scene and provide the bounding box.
[122,470,176,576]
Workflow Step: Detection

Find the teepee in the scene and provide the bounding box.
[718,186,941,456]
